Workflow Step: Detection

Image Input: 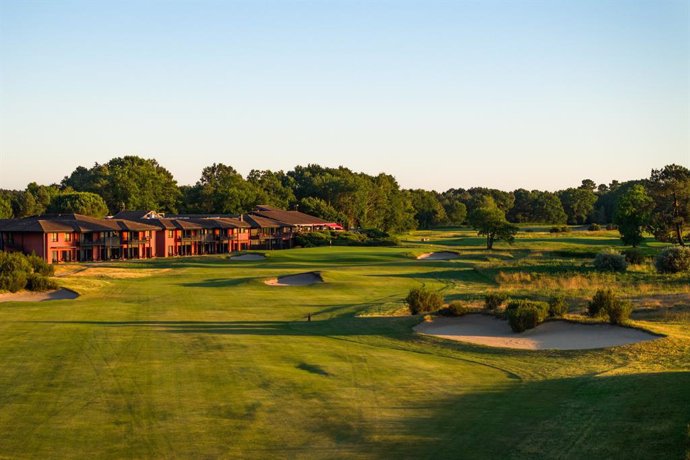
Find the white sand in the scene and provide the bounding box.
[230,254,266,261]
[414,314,659,350]
[0,288,78,303]
[265,272,323,287]
[417,251,459,260]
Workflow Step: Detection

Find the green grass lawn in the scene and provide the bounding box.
[0,228,688,459]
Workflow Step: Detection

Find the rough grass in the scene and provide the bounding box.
[0,229,687,459]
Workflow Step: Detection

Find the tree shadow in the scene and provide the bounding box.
[368,269,495,284]
[180,277,258,288]
[364,371,690,459]
[27,316,420,337]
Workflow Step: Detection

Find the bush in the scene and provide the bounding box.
[604,299,633,325]
[505,300,548,332]
[548,295,568,317]
[593,250,628,272]
[439,301,475,317]
[0,272,28,293]
[26,253,54,276]
[588,223,601,231]
[505,300,549,332]
[484,293,508,310]
[406,287,444,315]
[549,226,570,233]
[0,251,57,292]
[654,246,690,274]
[588,289,617,317]
[26,273,58,292]
[294,230,399,248]
[622,248,646,265]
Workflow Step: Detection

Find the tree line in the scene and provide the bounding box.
[0,156,687,246]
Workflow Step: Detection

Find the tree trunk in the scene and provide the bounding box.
[676,222,685,246]
[672,191,685,246]
[486,233,493,250]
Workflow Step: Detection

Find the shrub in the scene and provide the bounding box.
[406,287,443,315]
[484,293,508,310]
[588,289,617,317]
[506,305,539,332]
[505,300,549,332]
[588,223,601,231]
[439,301,475,317]
[604,299,633,325]
[26,273,58,292]
[622,248,646,265]
[26,253,54,276]
[654,246,690,274]
[0,251,57,293]
[0,252,32,292]
[294,230,399,248]
[548,295,568,317]
[593,250,628,272]
[0,272,28,293]
[549,226,570,233]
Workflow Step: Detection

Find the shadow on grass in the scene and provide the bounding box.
[366,371,690,459]
[296,362,330,376]
[27,316,419,337]
[181,277,257,288]
[368,268,495,284]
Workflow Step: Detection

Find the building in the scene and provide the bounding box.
[0,206,340,263]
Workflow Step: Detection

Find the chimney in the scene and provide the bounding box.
[240,214,244,222]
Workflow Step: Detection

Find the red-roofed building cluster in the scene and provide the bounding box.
[0,206,341,263]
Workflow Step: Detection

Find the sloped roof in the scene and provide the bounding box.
[0,214,157,233]
[242,214,288,228]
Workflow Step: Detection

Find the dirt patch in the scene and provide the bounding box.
[414,314,659,350]
[265,272,323,287]
[0,288,79,303]
[230,254,266,261]
[417,251,459,260]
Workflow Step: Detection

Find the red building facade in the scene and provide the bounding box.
[0,206,334,263]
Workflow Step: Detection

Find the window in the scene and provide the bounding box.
[146,231,151,239]
[121,232,128,241]
[168,246,173,256]
[65,233,72,242]
[51,251,58,263]
[51,233,58,242]
[168,230,174,238]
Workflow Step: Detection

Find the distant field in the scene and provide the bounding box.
[0,228,688,459]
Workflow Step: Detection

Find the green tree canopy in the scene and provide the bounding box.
[647,164,690,246]
[613,184,654,247]
[62,156,180,213]
[48,192,109,217]
[558,187,597,224]
[468,196,519,249]
[407,189,447,229]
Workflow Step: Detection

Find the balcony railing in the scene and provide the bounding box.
[79,237,121,247]
[128,236,152,244]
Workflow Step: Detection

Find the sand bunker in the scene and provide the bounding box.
[414,314,659,350]
[417,251,459,260]
[230,254,266,261]
[265,272,323,287]
[0,288,78,303]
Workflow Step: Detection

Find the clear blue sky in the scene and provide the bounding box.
[1,0,687,191]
